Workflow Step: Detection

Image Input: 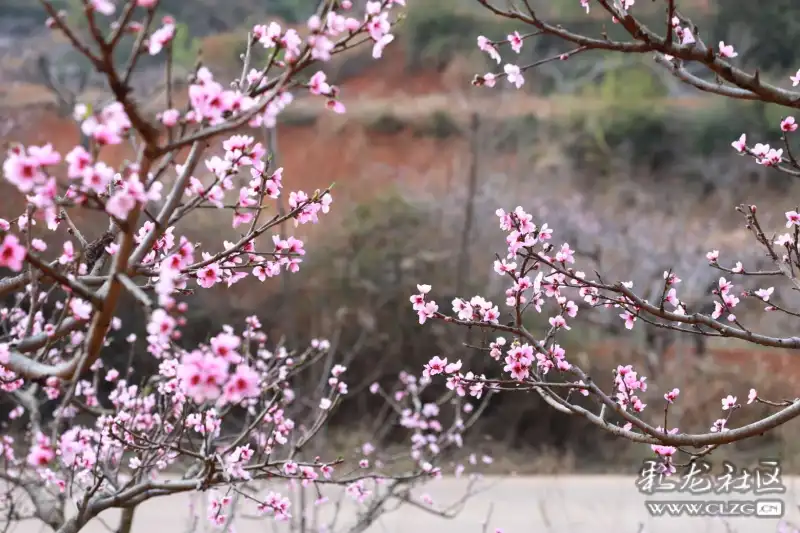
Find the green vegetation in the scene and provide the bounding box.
[2,0,317,36]
[366,112,407,135]
[7,0,799,101]
[580,99,776,164]
[4,0,799,76]
[362,110,462,140]
[486,113,540,153]
[278,107,319,127]
[592,63,669,102]
[711,0,800,71]
[403,3,511,71]
[154,0,318,35]
[171,23,202,70]
[411,110,461,139]
[2,0,69,21]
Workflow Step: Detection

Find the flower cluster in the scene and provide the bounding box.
[414,198,782,473]
[0,2,497,533]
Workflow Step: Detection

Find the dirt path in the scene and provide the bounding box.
[8,475,800,533]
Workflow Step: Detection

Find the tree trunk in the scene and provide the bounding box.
[117,507,135,533]
[694,333,707,357]
[455,113,481,296]
[56,518,84,533]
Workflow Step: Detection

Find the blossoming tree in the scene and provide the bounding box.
[0,1,497,532]
[416,0,800,476]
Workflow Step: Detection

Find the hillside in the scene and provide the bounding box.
[3,0,800,468]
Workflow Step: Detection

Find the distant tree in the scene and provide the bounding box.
[0,3,495,533]
[35,46,90,118]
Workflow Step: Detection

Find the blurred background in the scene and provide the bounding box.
[3,0,800,474]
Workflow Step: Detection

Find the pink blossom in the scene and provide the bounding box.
[0,234,26,272]
[257,491,292,520]
[82,161,114,193]
[372,34,394,59]
[475,73,496,88]
[718,41,737,58]
[178,350,229,404]
[69,299,93,320]
[791,69,800,87]
[160,108,180,126]
[477,36,501,63]
[197,263,222,288]
[27,442,55,467]
[283,461,298,475]
[423,356,447,377]
[149,19,176,55]
[508,31,523,53]
[106,190,138,220]
[308,71,331,95]
[310,35,334,61]
[445,360,462,374]
[345,480,370,502]
[28,143,61,166]
[147,308,176,341]
[417,301,438,324]
[664,288,679,307]
[620,311,637,330]
[253,22,282,48]
[555,243,574,264]
[775,233,793,247]
[89,0,115,15]
[652,444,677,457]
[3,151,44,193]
[504,64,524,89]
[65,146,92,179]
[721,395,737,410]
[731,134,746,153]
[326,99,346,114]
[664,388,679,403]
[747,389,757,404]
[548,315,570,330]
[718,277,732,294]
[223,365,260,404]
[754,287,774,301]
[711,419,728,433]
[210,333,241,363]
